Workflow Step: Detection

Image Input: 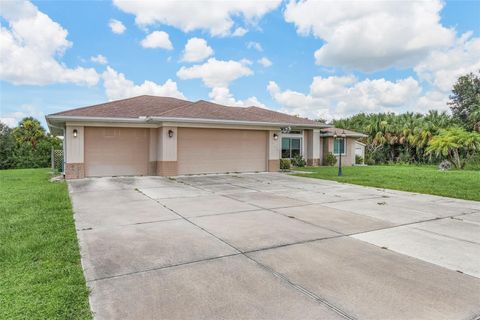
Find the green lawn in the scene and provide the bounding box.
[294,165,480,201]
[0,169,91,319]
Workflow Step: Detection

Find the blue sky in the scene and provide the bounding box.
[1,0,479,128]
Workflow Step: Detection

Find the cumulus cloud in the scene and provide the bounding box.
[177,58,257,108]
[258,57,272,67]
[209,87,266,108]
[268,76,422,121]
[177,58,253,88]
[181,38,214,62]
[109,19,126,34]
[415,33,480,93]
[140,31,173,49]
[91,54,108,64]
[0,0,99,86]
[0,105,44,127]
[247,41,263,51]
[284,0,455,71]
[113,0,281,37]
[102,67,185,101]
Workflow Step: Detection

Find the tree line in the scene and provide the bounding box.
[0,117,61,169]
[332,72,480,169]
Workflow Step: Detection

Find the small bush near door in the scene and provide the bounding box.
[325,152,337,166]
[291,154,306,167]
[280,159,291,171]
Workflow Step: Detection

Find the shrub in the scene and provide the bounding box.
[325,152,337,166]
[438,160,452,171]
[355,155,363,164]
[291,154,306,167]
[280,159,291,171]
[464,153,480,170]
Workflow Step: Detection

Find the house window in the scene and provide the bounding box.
[333,138,346,155]
[282,137,301,158]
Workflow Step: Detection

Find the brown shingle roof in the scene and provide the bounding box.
[50,95,192,118]
[159,100,320,125]
[49,95,322,126]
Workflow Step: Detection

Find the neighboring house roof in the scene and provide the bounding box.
[47,95,325,130]
[320,127,367,138]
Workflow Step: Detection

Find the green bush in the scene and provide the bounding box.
[355,155,363,164]
[291,154,306,167]
[464,153,480,170]
[280,159,291,170]
[325,152,337,166]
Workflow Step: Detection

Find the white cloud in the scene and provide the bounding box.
[113,0,280,37]
[91,54,108,65]
[268,76,422,121]
[177,58,253,88]
[415,33,480,93]
[0,105,44,127]
[181,38,214,62]
[140,31,173,49]
[109,19,126,34]
[102,66,185,101]
[247,41,263,51]
[284,0,455,71]
[209,87,266,108]
[0,0,99,86]
[232,27,248,37]
[258,57,272,67]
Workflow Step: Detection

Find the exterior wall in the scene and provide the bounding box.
[322,137,357,166]
[65,163,85,179]
[156,126,178,176]
[305,129,320,166]
[268,130,281,172]
[65,125,85,179]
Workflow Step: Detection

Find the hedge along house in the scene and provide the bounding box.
[46,95,365,179]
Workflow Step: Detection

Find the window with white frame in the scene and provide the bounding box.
[333,138,346,155]
[282,137,302,158]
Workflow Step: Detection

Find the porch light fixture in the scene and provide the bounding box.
[273,133,278,140]
[168,129,174,138]
[73,129,78,138]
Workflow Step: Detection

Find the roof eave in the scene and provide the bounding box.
[45,115,329,130]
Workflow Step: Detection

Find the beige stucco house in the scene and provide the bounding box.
[46,95,366,179]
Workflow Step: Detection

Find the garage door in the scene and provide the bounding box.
[177,128,267,175]
[84,127,149,177]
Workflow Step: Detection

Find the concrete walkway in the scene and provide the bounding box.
[68,173,480,320]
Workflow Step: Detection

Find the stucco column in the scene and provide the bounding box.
[148,128,158,175]
[267,130,281,172]
[306,129,320,166]
[64,125,85,179]
[156,126,178,176]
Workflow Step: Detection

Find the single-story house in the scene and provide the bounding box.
[46,95,366,179]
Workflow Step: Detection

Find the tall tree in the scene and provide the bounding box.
[449,71,480,132]
[12,117,46,149]
[0,122,15,169]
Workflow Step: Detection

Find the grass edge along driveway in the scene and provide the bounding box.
[295,165,480,201]
[0,168,91,319]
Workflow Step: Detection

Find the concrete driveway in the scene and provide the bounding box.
[68,173,480,320]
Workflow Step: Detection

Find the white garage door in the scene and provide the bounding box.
[177,128,267,175]
[84,127,149,177]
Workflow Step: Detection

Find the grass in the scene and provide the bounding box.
[294,165,480,201]
[0,168,91,319]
